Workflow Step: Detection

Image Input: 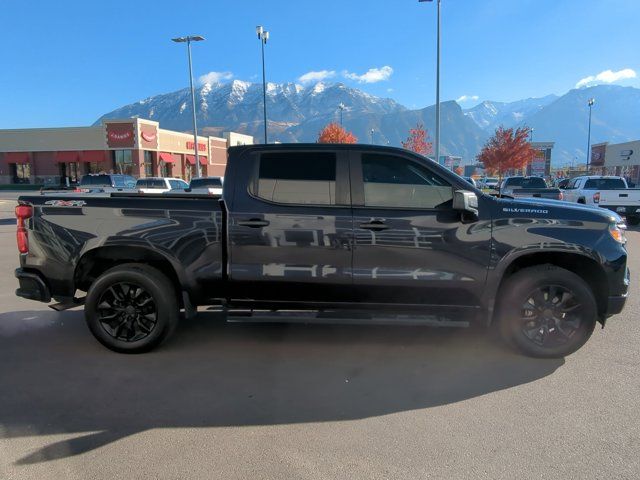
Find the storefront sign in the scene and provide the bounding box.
[106,123,135,148]
[528,150,546,177]
[186,141,207,152]
[140,125,158,148]
[590,144,606,167]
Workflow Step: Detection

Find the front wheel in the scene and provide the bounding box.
[84,264,179,353]
[497,265,597,358]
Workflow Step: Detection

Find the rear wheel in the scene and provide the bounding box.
[84,264,179,353]
[497,265,597,358]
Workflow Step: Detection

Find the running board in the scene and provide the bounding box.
[49,297,85,311]
[227,310,469,327]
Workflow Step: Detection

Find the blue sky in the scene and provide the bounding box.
[1,0,639,128]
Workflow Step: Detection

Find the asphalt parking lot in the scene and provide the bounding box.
[0,195,638,480]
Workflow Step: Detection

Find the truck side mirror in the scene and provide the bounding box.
[453,190,479,216]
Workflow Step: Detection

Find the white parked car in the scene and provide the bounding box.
[187,176,224,195]
[135,177,188,194]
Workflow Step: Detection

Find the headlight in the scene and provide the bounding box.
[609,222,626,244]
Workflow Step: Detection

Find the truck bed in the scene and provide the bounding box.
[18,193,226,303]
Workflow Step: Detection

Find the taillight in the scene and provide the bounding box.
[15,204,33,254]
[558,192,564,201]
[593,192,600,204]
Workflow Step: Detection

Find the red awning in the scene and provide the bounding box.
[185,155,207,165]
[56,151,80,163]
[4,152,30,164]
[159,152,176,163]
[82,150,107,163]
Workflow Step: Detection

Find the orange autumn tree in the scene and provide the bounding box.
[317,122,358,144]
[477,126,535,185]
[402,122,433,156]
[454,166,464,175]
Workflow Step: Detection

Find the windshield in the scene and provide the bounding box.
[505,177,547,188]
[584,178,626,189]
[190,178,222,188]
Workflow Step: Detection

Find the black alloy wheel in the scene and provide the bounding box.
[498,265,597,358]
[97,282,158,342]
[519,284,583,348]
[85,264,179,353]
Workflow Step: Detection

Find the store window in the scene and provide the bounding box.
[85,162,101,174]
[113,150,134,175]
[10,163,31,184]
[144,151,154,177]
[59,162,80,184]
[160,162,172,178]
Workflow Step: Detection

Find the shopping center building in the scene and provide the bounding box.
[590,140,640,183]
[0,118,253,185]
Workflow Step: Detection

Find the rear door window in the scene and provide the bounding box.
[256,152,337,205]
[136,179,166,188]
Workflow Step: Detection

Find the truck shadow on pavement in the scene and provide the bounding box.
[0,309,563,465]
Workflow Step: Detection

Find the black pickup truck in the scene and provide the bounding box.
[14,144,629,358]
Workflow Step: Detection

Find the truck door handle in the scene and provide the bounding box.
[238,218,270,228]
[359,221,390,231]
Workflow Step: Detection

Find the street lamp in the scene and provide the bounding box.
[256,25,270,144]
[370,128,375,144]
[172,35,205,178]
[529,127,534,143]
[586,98,595,172]
[419,0,441,165]
[338,103,346,127]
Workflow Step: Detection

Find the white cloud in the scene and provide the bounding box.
[298,70,336,84]
[576,68,637,88]
[198,71,234,85]
[456,95,480,103]
[344,66,393,83]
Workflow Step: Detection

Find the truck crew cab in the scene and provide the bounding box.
[14,144,629,358]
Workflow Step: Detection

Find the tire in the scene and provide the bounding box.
[626,216,640,226]
[497,265,597,358]
[84,263,179,353]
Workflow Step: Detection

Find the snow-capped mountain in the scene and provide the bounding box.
[96,81,640,166]
[463,95,558,131]
[95,80,405,140]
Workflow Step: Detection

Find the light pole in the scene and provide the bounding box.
[419,0,441,164]
[529,127,534,143]
[370,128,375,144]
[172,35,205,178]
[338,103,346,127]
[256,26,270,144]
[586,98,595,172]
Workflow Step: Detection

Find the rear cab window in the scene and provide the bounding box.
[80,175,112,186]
[584,178,626,189]
[505,177,547,188]
[190,178,222,188]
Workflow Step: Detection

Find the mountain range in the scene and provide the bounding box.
[95,82,640,166]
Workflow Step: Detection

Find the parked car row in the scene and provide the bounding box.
[41,174,224,196]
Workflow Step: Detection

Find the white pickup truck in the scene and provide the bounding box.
[562,175,640,225]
